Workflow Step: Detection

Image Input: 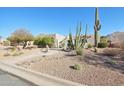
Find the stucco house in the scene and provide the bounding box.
[49,33,95,48]
[49,34,66,48]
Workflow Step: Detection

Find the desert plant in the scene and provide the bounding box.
[110,60,116,65]
[3,40,10,46]
[76,48,83,55]
[33,35,43,45]
[68,31,74,50]
[94,8,101,52]
[34,35,54,48]
[98,42,108,48]
[12,52,20,56]
[100,36,108,43]
[75,23,87,55]
[7,29,34,49]
[10,47,16,52]
[67,23,87,55]
[41,37,54,47]
[87,43,92,48]
[19,52,24,55]
[73,64,81,70]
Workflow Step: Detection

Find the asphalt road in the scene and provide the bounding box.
[0,70,35,86]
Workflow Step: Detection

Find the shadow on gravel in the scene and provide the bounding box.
[82,53,124,74]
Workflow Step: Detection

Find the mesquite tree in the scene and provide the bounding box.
[8,29,33,49]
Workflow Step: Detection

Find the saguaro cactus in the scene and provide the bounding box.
[94,7,101,52]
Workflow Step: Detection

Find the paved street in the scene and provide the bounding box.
[0,70,35,86]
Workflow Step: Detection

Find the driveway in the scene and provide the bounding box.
[0,49,59,64]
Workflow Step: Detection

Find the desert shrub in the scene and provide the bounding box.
[34,36,54,48]
[7,29,34,49]
[19,52,24,55]
[98,42,108,48]
[40,37,53,47]
[4,53,10,56]
[10,47,16,52]
[3,40,10,46]
[87,43,92,48]
[98,36,108,48]
[73,64,81,70]
[33,36,42,45]
[110,60,116,65]
[76,48,83,55]
[103,48,121,56]
[12,52,20,56]
[100,36,108,43]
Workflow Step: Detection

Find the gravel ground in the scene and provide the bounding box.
[0,48,58,64]
[17,50,124,86]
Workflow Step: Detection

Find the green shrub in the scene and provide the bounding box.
[110,60,116,65]
[98,42,108,48]
[34,36,42,45]
[19,52,24,55]
[87,43,92,48]
[73,64,81,70]
[12,52,20,56]
[34,36,54,48]
[3,40,10,46]
[100,36,108,43]
[11,47,16,52]
[76,48,83,55]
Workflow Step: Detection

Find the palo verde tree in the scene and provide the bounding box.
[8,29,34,49]
[94,7,101,52]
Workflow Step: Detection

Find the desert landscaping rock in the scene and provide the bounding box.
[1,47,124,85]
[17,49,124,85]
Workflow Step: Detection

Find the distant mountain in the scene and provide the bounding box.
[106,31,124,42]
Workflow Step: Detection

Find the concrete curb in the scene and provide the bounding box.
[0,61,82,86]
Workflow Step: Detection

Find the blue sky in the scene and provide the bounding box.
[0,7,124,38]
